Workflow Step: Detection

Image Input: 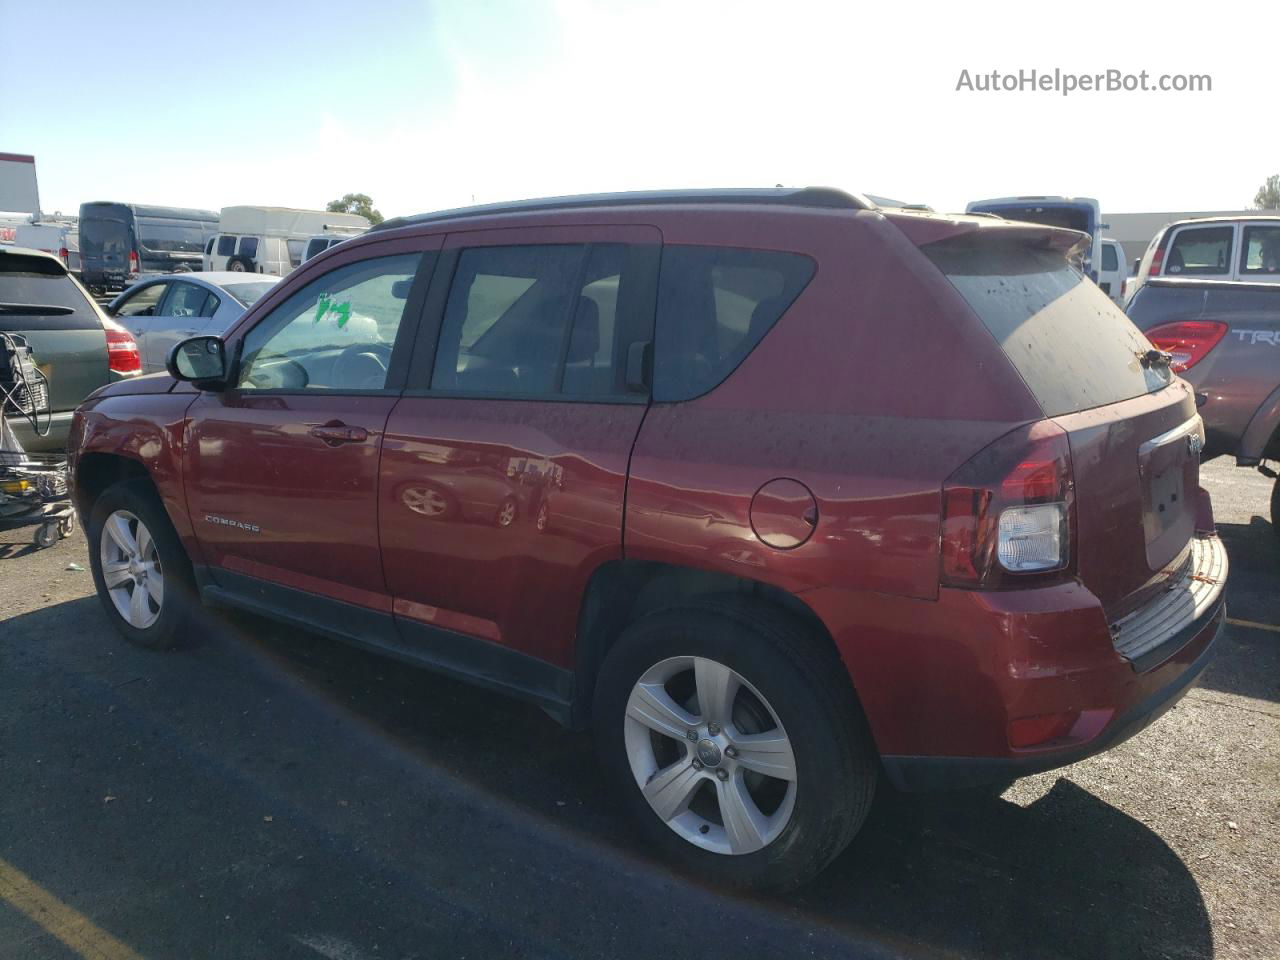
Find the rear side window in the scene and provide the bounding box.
[161,282,214,318]
[216,236,236,257]
[926,239,1171,417]
[653,246,815,402]
[238,237,259,259]
[1240,224,1280,276]
[1101,243,1119,271]
[1165,226,1232,276]
[0,255,102,331]
[431,243,654,399]
[287,238,305,269]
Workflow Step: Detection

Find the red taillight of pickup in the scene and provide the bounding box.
[104,325,142,374]
[1145,321,1228,373]
[940,421,1075,589]
[128,250,140,278]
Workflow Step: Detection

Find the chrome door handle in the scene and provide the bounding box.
[308,422,369,446]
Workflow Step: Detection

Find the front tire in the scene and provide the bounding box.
[592,601,877,891]
[87,479,195,650]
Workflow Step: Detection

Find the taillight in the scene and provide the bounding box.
[1120,277,1127,299]
[59,246,69,266]
[941,421,1074,589]
[128,250,139,277]
[105,327,142,374]
[1145,320,1228,373]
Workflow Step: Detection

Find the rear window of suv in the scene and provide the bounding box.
[925,238,1171,417]
[0,254,102,331]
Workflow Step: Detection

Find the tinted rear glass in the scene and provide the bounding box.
[973,205,1092,234]
[926,238,1170,417]
[79,211,130,257]
[0,256,101,331]
[137,217,207,253]
[654,246,815,402]
[1102,244,1119,271]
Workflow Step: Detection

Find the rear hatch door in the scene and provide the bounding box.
[921,227,1198,616]
[0,251,109,414]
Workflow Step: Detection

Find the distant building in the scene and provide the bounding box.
[1104,209,1280,271]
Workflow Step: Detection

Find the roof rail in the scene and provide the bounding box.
[372,186,871,232]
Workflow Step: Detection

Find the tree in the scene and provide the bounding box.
[1254,174,1280,210]
[326,193,384,225]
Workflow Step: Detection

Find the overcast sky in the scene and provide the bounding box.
[1,0,1272,218]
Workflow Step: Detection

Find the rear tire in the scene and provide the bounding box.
[227,258,248,273]
[592,599,877,892]
[87,479,196,650]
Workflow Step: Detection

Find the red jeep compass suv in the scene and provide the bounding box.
[68,188,1227,890]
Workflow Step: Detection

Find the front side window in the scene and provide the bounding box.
[653,246,816,402]
[237,253,422,392]
[1240,225,1280,276]
[204,237,215,255]
[1165,226,1233,276]
[115,283,167,317]
[216,235,236,257]
[431,243,652,399]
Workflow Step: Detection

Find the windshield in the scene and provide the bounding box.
[226,281,277,307]
[926,237,1170,416]
[137,217,209,253]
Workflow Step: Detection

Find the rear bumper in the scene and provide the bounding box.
[805,534,1229,792]
[881,599,1224,791]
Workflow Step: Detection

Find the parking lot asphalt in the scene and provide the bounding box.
[1,459,1276,960]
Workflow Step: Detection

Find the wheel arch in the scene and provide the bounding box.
[571,559,864,731]
[74,451,153,518]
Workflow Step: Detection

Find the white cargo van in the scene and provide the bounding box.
[203,207,369,277]
[15,218,80,274]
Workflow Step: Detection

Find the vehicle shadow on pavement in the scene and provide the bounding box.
[3,598,1216,960]
[211,608,1216,960]
[792,780,1214,959]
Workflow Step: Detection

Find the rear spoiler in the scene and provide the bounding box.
[883,210,1089,257]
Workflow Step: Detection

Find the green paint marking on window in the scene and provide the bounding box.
[332,301,351,328]
[313,293,331,324]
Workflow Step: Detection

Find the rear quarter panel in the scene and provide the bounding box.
[625,209,1041,601]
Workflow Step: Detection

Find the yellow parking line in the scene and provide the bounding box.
[0,858,144,960]
[1227,617,1280,635]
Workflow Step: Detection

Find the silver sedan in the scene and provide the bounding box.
[107,272,280,373]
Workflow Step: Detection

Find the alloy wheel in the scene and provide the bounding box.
[99,509,164,629]
[624,655,797,855]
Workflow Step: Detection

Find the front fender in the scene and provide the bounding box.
[74,393,202,561]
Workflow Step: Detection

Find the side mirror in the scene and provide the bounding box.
[167,336,229,390]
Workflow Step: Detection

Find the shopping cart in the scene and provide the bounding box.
[1,332,74,549]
